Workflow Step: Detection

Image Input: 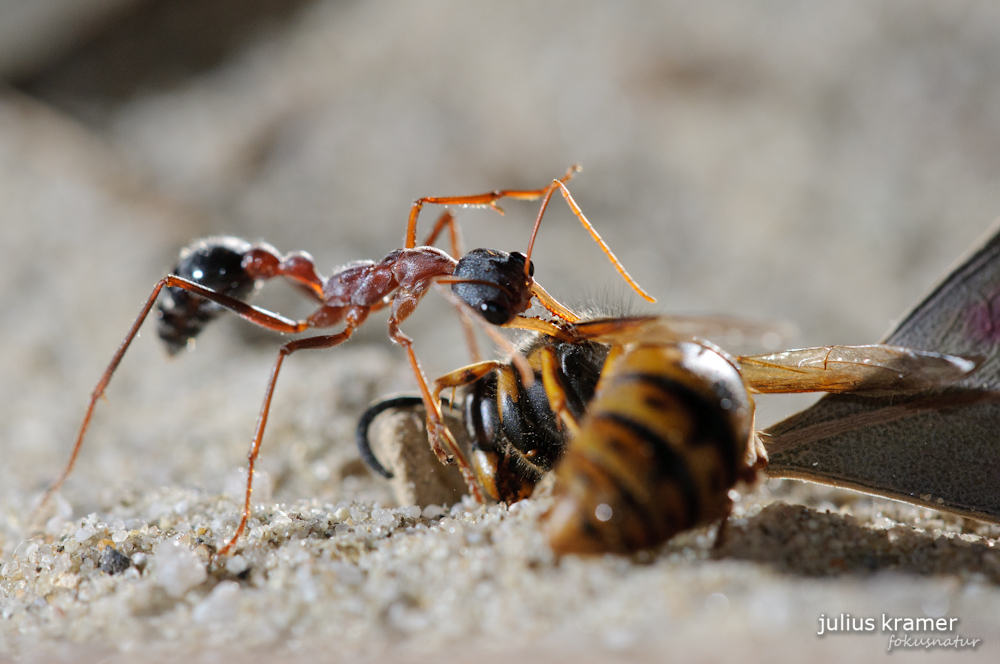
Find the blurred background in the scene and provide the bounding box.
[5,0,1000,513]
[4,1,1000,660]
[4,0,1000,515]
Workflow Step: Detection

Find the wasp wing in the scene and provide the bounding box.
[739,345,977,395]
[764,219,1000,523]
[566,315,795,350]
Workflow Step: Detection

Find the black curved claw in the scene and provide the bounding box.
[356,395,453,479]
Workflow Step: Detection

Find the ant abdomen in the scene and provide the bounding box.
[156,236,259,354]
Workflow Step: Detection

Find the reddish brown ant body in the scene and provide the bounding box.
[42,166,654,556]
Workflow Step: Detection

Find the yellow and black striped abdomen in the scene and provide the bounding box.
[546,342,753,554]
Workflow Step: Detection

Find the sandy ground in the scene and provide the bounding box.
[3,1,1000,661]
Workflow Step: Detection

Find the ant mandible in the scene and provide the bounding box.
[40,165,654,556]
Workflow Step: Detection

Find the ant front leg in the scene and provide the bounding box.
[38,275,311,521]
[217,308,369,556]
[420,210,481,363]
[386,290,484,503]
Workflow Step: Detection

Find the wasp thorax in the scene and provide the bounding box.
[156,236,259,354]
[452,248,535,325]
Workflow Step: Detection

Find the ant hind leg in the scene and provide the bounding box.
[217,314,368,556]
[36,276,314,525]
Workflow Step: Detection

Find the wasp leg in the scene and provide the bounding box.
[538,346,580,437]
[718,403,763,551]
[743,397,769,478]
[430,363,505,487]
[713,504,734,550]
[432,361,503,410]
[430,361,508,499]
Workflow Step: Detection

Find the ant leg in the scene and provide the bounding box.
[162,275,312,334]
[420,211,481,362]
[420,210,463,250]
[405,344,483,503]
[217,313,368,556]
[387,292,484,502]
[37,276,312,519]
[430,361,506,497]
[405,166,580,248]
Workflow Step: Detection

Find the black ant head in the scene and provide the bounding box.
[156,236,258,354]
[452,248,535,325]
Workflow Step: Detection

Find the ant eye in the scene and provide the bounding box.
[479,301,510,325]
[509,252,533,277]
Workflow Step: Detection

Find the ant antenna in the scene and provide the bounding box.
[524,177,656,304]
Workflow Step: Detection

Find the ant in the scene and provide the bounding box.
[40,166,654,556]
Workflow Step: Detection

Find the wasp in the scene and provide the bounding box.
[41,166,655,555]
[543,331,981,554]
[360,311,978,554]
[541,221,1000,553]
[357,313,779,505]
